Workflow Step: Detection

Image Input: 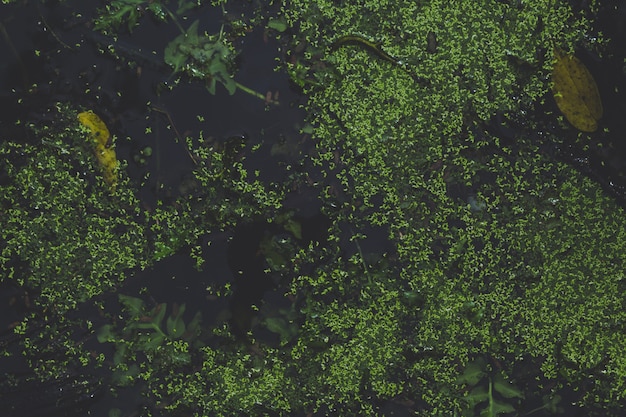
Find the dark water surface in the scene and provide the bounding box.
[1,1,626,416]
[0,1,314,416]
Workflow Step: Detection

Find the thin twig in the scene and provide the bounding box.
[150,105,198,165]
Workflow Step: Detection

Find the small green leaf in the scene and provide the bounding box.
[284,219,302,240]
[222,76,237,95]
[207,78,217,95]
[108,407,122,417]
[152,303,167,328]
[456,358,486,386]
[147,3,167,21]
[167,317,186,338]
[94,1,140,32]
[144,332,166,350]
[96,324,116,343]
[118,294,144,317]
[154,240,178,261]
[164,44,187,74]
[301,123,314,134]
[167,303,187,338]
[266,317,288,334]
[208,60,229,79]
[493,373,524,399]
[466,385,489,408]
[487,400,516,416]
[177,0,196,15]
[543,394,562,413]
[186,311,202,337]
[267,17,288,32]
[112,364,139,386]
[185,20,200,43]
[163,20,201,74]
[265,317,297,343]
[113,343,127,366]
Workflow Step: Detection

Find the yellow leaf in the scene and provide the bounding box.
[78,110,111,146]
[77,111,119,190]
[551,48,603,132]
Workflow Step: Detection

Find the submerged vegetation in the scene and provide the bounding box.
[1,0,625,416]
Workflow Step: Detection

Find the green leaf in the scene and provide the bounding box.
[493,373,524,399]
[222,76,237,95]
[112,364,139,386]
[265,317,298,343]
[144,332,166,350]
[184,20,200,43]
[456,358,486,386]
[267,17,288,32]
[207,78,217,95]
[170,349,192,366]
[153,240,179,261]
[208,60,229,79]
[113,343,127,366]
[283,218,302,240]
[108,407,122,417]
[118,294,145,317]
[147,2,167,21]
[543,394,562,413]
[164,20,201,74]
[134,322,159,330]
[151,303,167,328]
[211,40,230,60]
[186,311,202,337]
[266,317,288,334]
[166,303,187,338]
[466,385,489,408]
[487,400,516,416]
[301,123,314,134]
[94,0,145,32]
[177,0,197,15]
[96,324,116,343]
[260,236,290,269]
[164,41,187,74]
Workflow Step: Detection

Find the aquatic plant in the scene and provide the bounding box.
[96,0,274,102]
[95,0,192,33]
[97,294,202,386]
[276,0,626,414]
[2,1,626,416]
[164,19,237,95]
[455,357,524,417]
[0,104,148,313]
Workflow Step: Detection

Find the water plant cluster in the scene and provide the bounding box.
[1,0,625,416]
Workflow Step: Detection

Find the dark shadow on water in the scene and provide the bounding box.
[227,212,332,338]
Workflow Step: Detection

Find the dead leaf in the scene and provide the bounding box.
[78,110,119,189]
[551,48,603,132]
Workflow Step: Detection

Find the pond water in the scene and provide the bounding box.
[1,1,626,416]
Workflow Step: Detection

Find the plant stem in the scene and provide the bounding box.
[235,82,279,105]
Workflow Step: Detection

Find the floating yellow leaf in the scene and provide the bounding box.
[551,48,603,132]
[77,111,118,189]
[78,110,110,145]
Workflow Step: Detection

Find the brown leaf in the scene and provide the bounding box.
[551,48,603,132]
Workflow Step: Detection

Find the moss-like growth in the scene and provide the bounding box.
[3,1,625,416]
[0,104,149,313]
[271,0,625,414]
